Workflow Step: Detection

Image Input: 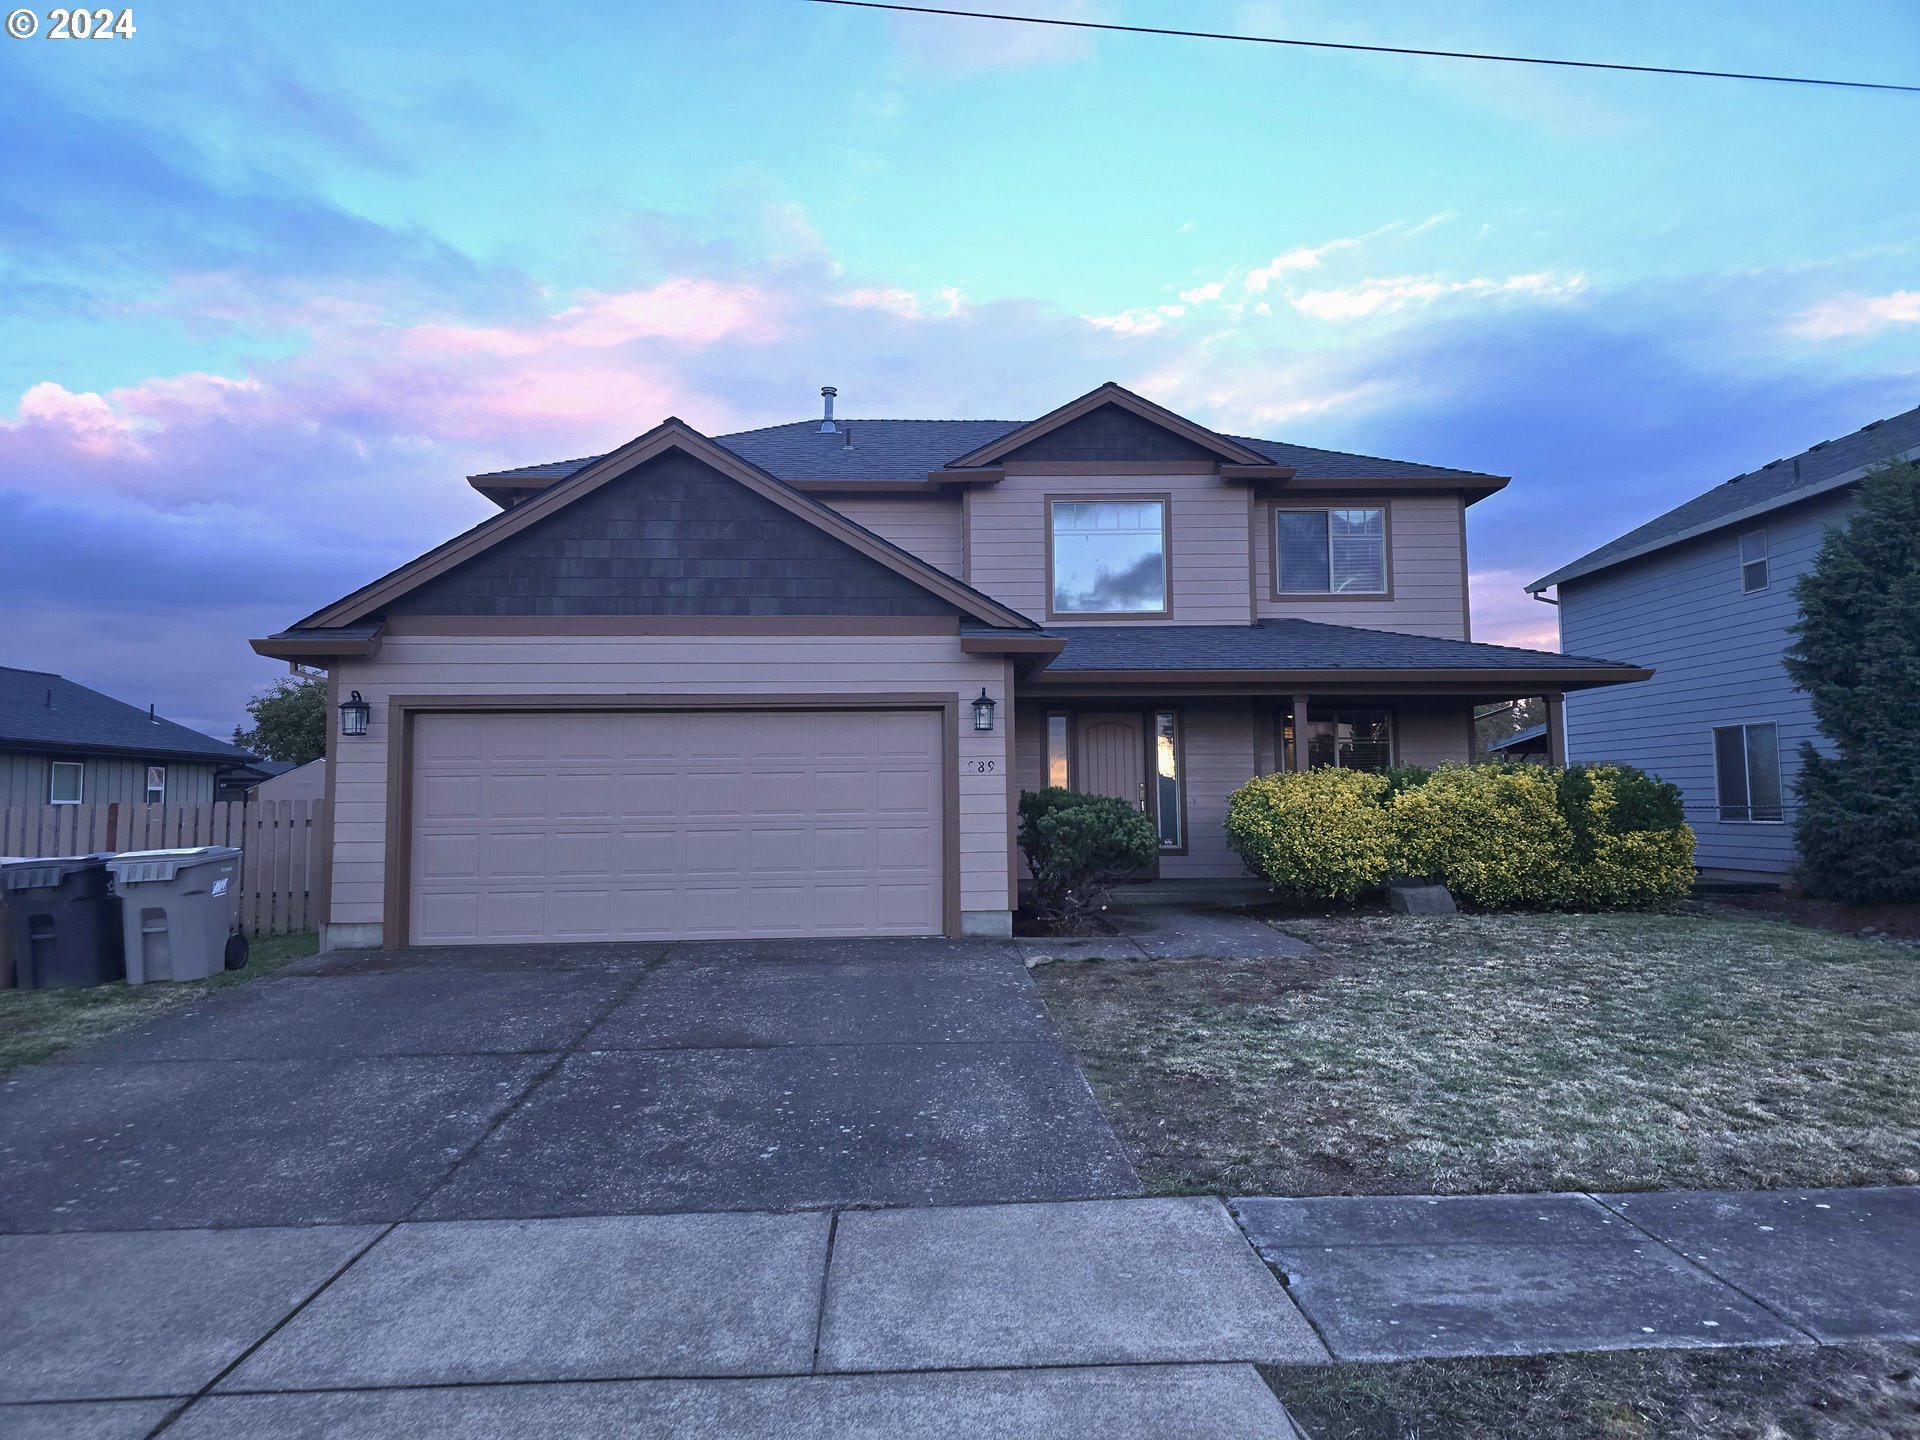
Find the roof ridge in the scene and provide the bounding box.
[0,664,61,678]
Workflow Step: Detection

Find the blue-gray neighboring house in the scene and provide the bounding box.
[1528,404,1920,877]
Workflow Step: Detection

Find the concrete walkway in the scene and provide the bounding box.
[0,1196,1318,1438]
[1235,1186,1920,1361]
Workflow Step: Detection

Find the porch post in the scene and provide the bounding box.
[1545,693,1568,766]
[1291,693,1310,771]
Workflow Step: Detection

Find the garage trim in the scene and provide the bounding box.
[382,692,963,947]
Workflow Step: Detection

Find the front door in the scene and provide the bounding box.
[1073,711,1158,881]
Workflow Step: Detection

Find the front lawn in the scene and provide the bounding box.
[0,931,318,1075]
[1264,1342,1920,1440]
[1034,911,1920,1195]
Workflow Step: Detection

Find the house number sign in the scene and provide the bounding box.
[961,758,999,775]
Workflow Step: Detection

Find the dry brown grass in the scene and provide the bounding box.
[1035,911,1920,1195]
[1264,1343,1920,1440]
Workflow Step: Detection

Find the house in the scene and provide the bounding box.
[0,665,255,808]
[1527,404,1920,876]
[215,758,298,803]
[1486,722,1551,761]
[255,758,326,805]
[253,382,1650,951]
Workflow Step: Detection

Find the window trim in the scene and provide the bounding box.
[1289,705,1398,773]
[48,760,84,806]
[1044,711,1073,790]
[1712,720,1785,824]
[145,765,167,805]
[1150,707,1188,854]
[1044,492,1173,622]
[1739,528,1770,594]
[1269,502,1395,601]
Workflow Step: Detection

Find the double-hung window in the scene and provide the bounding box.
[1739,530,1769,593]
[1714,722,1783,822]
[1049,499,1168,616]
[1276,507,1388,594]
[49,761,84,806]
[145,766,166,804]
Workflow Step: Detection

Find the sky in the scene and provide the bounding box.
[2,0,1916,738]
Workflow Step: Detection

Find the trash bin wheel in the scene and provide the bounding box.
[223,934,250,972]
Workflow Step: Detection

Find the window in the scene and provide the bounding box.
[1153,711,1182,850]
[1306,711,1394,772]
[1714,723,1783,822]
[1740,530,1769,593]
[1276,508,1388,594]
[49,761,83,805]
[145,766,166,804]
[1050,499,1168,615]
[1045,714,1070,788]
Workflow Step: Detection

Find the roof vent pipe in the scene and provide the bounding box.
[819,385,838,434]
[149,703,158,722]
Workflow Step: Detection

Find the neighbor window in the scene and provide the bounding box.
[1714,722,1783,822]
[1045,714,1070,788]
[1153,711,1182,850]
[49,761,83,805]
[1276,508,1388,594]
[1306,711,1394,772]
[1050,499,1168,614]
[145,766,166,804]
[1740,530,1769,593]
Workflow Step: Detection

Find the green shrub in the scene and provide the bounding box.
[1225,767,1399,902]
[1555,764,1695,908]
[1392,762,1572,907]
[1018,787,1159,932]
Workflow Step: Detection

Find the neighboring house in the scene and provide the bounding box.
[0,665,255,808]
[1486,723,1550,761]
[215,758,297,802]
[254,758,326,805]
[254,382,1649,951]
[1528,404,1920,876]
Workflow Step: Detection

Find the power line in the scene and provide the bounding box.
[809,0,1920,95]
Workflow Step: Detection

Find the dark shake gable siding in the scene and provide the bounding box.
[383,450,962,619]
[1000,403,1224,465]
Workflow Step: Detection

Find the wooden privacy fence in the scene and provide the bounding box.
[0,800,324,938]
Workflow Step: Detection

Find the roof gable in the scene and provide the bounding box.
[943,383,1272,469]
[303,421,1036,631]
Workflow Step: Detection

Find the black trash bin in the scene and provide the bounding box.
[0,855,126,990]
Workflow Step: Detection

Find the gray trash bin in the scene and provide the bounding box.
[105,847,245,984]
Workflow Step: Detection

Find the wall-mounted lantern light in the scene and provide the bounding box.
[338,690,371,737]
[971,688,997,733]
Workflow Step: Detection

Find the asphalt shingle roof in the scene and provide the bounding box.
[471,420,1491,487]
[1532,404,1920,591]
[1013,619,1643,674]
[0,666,253,762]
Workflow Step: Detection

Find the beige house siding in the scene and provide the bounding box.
[822,494,965,577]
[324,633,1012,944]
[1159,700,1258,879]
[966,469,1252,624]
[0,751,217,808]
[1255,495,1470,638]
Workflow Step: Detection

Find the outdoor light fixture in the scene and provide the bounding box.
[338,690,371,737]
[971,688,997,732]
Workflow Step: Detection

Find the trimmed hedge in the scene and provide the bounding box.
[1019,786,1159,931]
[1227,761,1694,909]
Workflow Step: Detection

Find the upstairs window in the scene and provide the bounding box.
[49,761,83,805]
[1740,530,1769,593]
[1714,722,1783,822]
[1049,499,1168,615]
[1276,507,1388,594]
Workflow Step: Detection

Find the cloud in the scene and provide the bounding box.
[1469,569,1561,651]
[1244,237,1362,294]
[1179,281,1224,304]
[1785,291,1920,341]
[886,0,1112,74]
[1290,272,1586,322]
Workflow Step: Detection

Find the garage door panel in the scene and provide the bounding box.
[411,708,944,944]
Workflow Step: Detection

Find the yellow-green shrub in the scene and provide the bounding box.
[1554,765,1696,907]
[1391,762,1573,906]
[1225,767,1399,901]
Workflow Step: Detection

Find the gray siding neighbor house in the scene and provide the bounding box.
[0,665,255,810]
[1528,405,1920,876]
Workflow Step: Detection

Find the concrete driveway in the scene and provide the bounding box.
[0,936,1138,1234]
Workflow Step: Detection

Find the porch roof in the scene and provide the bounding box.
[987,618,1650,691]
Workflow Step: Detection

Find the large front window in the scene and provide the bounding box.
[1276,507,1388,594]
[1306,710,1394,772]
[1050,499,1168,615]
[1714,722,1783,822]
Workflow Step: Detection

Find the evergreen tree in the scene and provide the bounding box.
[1781,459,1920,902]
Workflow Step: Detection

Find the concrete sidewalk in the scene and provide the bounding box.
[1235,1185,1920,1361]
[0,1196,1321,1438]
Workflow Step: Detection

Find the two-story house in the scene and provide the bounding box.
[255,383,1648,950]
[1528,403,1920,878]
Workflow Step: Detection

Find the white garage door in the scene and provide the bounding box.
[408,708,945,944]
